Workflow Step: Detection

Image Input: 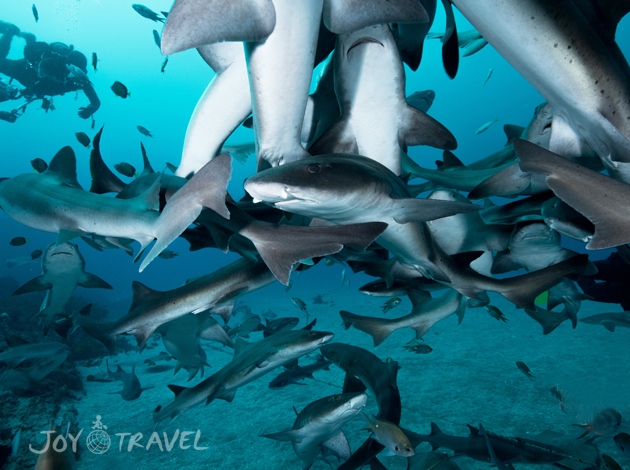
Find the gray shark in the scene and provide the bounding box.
[320,343,401,469]
[340,289,464,346]
[480,192,553,226]
[108,365,154,401]
[541,197,595,243]
[244,154,591,309]
[515,138,630,249]
[580,311,630,332]
[451,0,630,183]
[153,329,334,427]
[0,144,232,273]
[309,24,456,176]
[261,392,367,469]
[0,338,68,369]
[12,243,112,334]
[158,314,211,381]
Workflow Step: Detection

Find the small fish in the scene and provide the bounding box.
[161,57,169,73]
[91,52,98,71]
[152,29,161,49]
[91,116,95,129]
[515,361,533,379]
[291,297,307,313]
[550,386,567,414]
[341,269,346,287]
[475,118,499,135]
[158,250,178,259]
[482,67,493,86]
[602,455,623,470]
[111,81,130,98]
[574,408,622,439]
[324,258,334,266]
[132,4,165,23]
[382,297,401,314]
[408,344,433,354]
[114,162,136,178]
[146,364,174,373]
[32,4,38,22]
[30,249,43,260]
[137,126,153,137]
[285,280,293,293]
[75,132,91,148]
[9,237,27,246]
[30,158,47,173]
[363,413,415,457]
[614,432,630,459]
[485,305,507,322]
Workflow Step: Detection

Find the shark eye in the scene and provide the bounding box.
[307,163,321,174]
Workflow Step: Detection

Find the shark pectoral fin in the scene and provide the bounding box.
[491,250,521,274]
[342,373,366,394]
[217,389,236,403]
[321,430,351,462]
[322,0,429,35]
[132,172,162,212]
[78,272,113,289]
[260,429,301,442]
[548,115,592,158]
[524,307,567,335]
[308,117,357,156]
[130,327,156,348]
[393,199,481,224]
[209,295,241,324]
[162,0,276,55]
[440,0,459,79]
[602,321,616,332]
[456,294,467,324]
[139,155,232,273]
[468,163,530,200]
[401,105,457,150]
[198,214,232,252]
[46,146,82,189]
[12,276,51,295]
[56,229,86,246]
[440,151,466,170]
[240,221,387,285]
[461,37,488,57]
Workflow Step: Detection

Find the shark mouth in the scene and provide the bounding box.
[51,251,73,257]
[347,37,384,56]
[271,186,320,207]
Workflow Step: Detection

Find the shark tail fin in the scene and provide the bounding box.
[524,307,570,335]
[138,155,231,272]
[339,310,394,347]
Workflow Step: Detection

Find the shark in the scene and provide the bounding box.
[245,154,592,309]
[0,338,68,369]
[580,311,630,332]
[340,289,464,346]
[153,329,334,427]
[320,343,401,469]
[451,0,630,183]
[12,243,112,334]
[261,392,367,469]
[107,365,154,401]
[541,197,595,243]
[515,138,630,250]
[309,24,457,176]
[0,142,232,274]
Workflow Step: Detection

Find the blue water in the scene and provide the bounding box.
[1,2,629,469]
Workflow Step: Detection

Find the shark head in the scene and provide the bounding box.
[524,103,553,148]
[274,330,335,360]
[511,222,559,247]
[323,392,368,424]
[244,154,392,221]
[43,242,83,271]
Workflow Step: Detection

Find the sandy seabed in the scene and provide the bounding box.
[3,279,629,469]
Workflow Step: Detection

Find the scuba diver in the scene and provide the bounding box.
[0,20,100,123]
[577,249,630,310]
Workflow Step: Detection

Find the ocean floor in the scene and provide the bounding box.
[2,278,629,469]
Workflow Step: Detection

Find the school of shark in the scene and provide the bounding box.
[1,0,630,469]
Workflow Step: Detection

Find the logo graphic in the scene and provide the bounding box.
[86,415,110,455]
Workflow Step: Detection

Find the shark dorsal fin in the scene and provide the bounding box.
[89,126,126,194]
[233,338,252,357]
[131,172,162,212]
[440,151,466,170]
[467,424,480,436]
[129,281,162,312]
[46,146,81,189]
[503,124,525,145]
[430,422,443,436]
[139,142,155,176]
[78,304,92,315]
[168,384,186,397]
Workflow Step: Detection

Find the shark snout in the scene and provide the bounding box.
[347,37,384,56]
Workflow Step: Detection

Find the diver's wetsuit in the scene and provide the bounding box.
[577,252,630,310]
[0,22,100,121]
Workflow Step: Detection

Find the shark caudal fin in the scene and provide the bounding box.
[339,310,395,347]
[89,127,127,194]
[138,154,232,272]
[499,255,591,310]
[161,0,276,55]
